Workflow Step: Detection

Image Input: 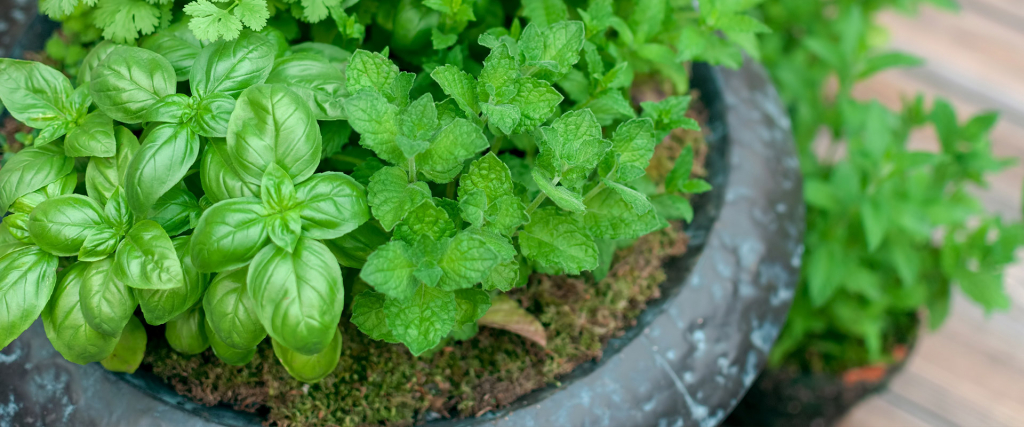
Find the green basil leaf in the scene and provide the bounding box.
[136,236,211,325]
[519,206,598,274]
[35,121,72,147]
[77,40,118,87]
[267,210,302,252]
[323,220,389,268]
[149,186,202,237]
[226,84,321,186]
[266,53,348,120]
[9,172,77,215]
[86,126,141,205]
[28,195,113,257]
[164,305,210,355]
[65,111,117,158]
[203,267,266,350]
[42,262,120,364]
[4,213,33,244]
[199,137,259,204]
[90,46,177,123]
[114,220,186,290]
[80,257,138,337]
[0,246,59,349]
[0,58,75,130]
[190,31,276,98]
[190,197,270,272]
[141,93,190,124]
[383,284,457,356]
[293,172,370,239]
[78,227,121,262]
[205,318,257,366]
[193,92,236,137]
[260,162,297,212]
[0,144,75,214]
[319,120,352,160]
[100,315,147,373]
[141,23,203,81]
[123,123,200,217]
[349,290,397,342]
[248,237,344,356]
[272,327,342,383]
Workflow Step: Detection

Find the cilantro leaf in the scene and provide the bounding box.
[235,0,270,31]
[519,207,598,274]
[383,284,457,356]
[184,0,243,42]
[96,0,166,43]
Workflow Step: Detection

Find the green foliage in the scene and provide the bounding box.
[1,0,733,380]
[759,0,1024,371]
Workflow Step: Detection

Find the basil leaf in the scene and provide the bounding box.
[0,58,75,130]
[349,290,397,342]
[100,185,134,234]
[319,120,352,160]
[42,262,120,364]
[190,197,270,272]
[114,220,186,290]
[141,23,203,81]
[100,315,148,373]
[123,123,200,217]
[0,246,59,349]
[28,195,112,257]
[80,257,138,337]
[78,228,120,262]
[190,31,276,98]
[77,40,118,87]
[383,284,457,356]
[293,172,370,240]
[165,305,210,355]
[64,112,117,158]
[193,92,236,138]
[149,186,202,237]
[86,126,141,205]
[0,144,75,214]
[90,46,177,123]
[267,210,302,252]
[9,171,76,215]
[142,93,190,124]
[272,328,342,383]
[323,220,390,268]
[248,237,344,356]
[266,53,348,120]
[136,236,211,325]
[199,137,259,203]
[3,213,32,244]
[519,206,599,274]
[203,267,266,350]
[226,84,321,186]
[205,318,257,365]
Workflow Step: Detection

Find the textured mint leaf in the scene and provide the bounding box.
[536,109,610,188]
[367,167,431,230]
[533,169,586,213]
[521,0,567,27]
[386,72,416,108]
[641,95,699,138]
[344,90,404,164]
[519,21,585,75]
[481,102,521,135]
[519,207,597,274]
[437,231,502,291]
[665,144,694,193]
[460,152,515,203]
[431,65,480,116]
[482,259,520,292]
[629,0,666,43]
[416,119,489,183]
[509,77,562,133]
[600,118,656,182]
[346,49,399,95]
[360,240,420,300]
[602,179,653,214]
[431,29,458,50]
[394,200,457,245]
[350,290,397,342]
[651,193,693,223]
[485,195,529,236]
[397,93,440,158]
[587,90,637,125]
[584,186,664,239]
[477,45,520,104]
[458,189,487,226]
[454,288,491,328]
[383,284,457,356]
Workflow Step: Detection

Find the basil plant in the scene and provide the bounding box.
[1,15,709,381]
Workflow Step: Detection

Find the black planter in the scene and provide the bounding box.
[0,12,805,427]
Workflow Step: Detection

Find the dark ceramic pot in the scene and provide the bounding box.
[0,11,805,427]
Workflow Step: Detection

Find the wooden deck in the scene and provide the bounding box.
[837,1,1024,426]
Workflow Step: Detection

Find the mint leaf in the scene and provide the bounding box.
[481,102,521,135]
[521,0,567,27]
[396,93,440,158]
[482,258,520,291]
[665,144,694,193]
[394,200,457,245]
[651,193,693,223]
[432,29,458,50]
[509,77,562,133]
[536,109,610,188]
[454,288,491,328]
[361,240,420,300]
[345,90,404,164]
[601,118,656,182]
[477,45,520,104]
[346,49,399,95]
[602,179,652,214]
[431,65,480,116]
[519,207,597,274]
[367,166,431,230]
[437,231,502,290]
[350,290,397,342]
[533,169,586,213]
[383,284,457,356]
[584,186,663,239]
[416,118,489,183]
[519,21,585,76]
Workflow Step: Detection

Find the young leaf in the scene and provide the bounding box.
[519,21,585,76]
[430,65,480,116]
[519,207,598,274]
[86,126,140,205]
[533,169,586,213]
[100,315,147,373]
[536,109,610,188]
[508,77,563,133]
[383,283,458,356]
[360,239,421,300]
[80,257,139,337]
[114,220,185,290]
[0,246,59,349]
[416,118,489,183]
[584,185,663,239]
[272,328,342,383]
[437,231,502,290]
[248,237,345,356]
[394,201,457,245]
[190,197,270,272]
[136,236,211,325]
[123,123,201,217]
[601,118,656,182]
[204,267,267,350]
[42,262,121,364]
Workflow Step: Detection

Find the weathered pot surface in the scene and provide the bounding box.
[0,13,804,427]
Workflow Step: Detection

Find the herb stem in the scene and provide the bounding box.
[490,134,505,154]
[408,157,417,182]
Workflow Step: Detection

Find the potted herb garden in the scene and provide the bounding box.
[0,0,803,426]
[725,1,1024,426]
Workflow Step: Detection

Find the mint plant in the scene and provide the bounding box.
[1,0,758,381]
